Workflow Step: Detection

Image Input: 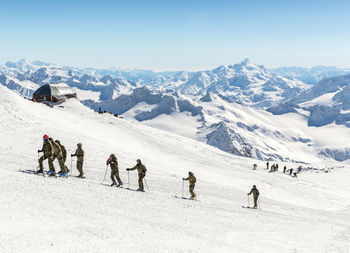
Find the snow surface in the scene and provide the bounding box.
[1,84,350,252]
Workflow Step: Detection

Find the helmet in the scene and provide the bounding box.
[55,140,60,144]
[43,134,49,140]
[77,143,82,147]
[188,171,193,176]
[110,154,115,158]
[253,185,256,188]
[49,137,53,141]
[136,159,141,163]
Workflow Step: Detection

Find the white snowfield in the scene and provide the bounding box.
[0,84,350,253]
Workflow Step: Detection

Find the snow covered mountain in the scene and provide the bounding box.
[142,58,310,109]
[1,82,350,252]
[268,73,350,127]
[84,87,350,162]
[270,66,350,84]
[0,60,138,100]
[1,59,310,108]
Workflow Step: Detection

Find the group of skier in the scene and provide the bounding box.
[37,134,262,204]
[37,134,85,177]
[105,154,148,192]
[264,162,297,177]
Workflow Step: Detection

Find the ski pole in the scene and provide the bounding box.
[127,171,130,189]
[248,195,250,207]
[103,165,108,182]
[144,178,150,193]
[182,179,184,198]
[258,199,262,213]
[70,156,73,176]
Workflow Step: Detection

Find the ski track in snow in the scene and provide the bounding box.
[0,85,350,252]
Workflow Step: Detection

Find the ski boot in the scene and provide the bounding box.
[47,170,56,176]
[36,165,44,174]
[111,182,117,186]
[59,172,67,177]
[117,183,123,188]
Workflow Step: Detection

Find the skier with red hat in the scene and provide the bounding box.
[37,134,54,174]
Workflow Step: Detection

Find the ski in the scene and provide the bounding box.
[242,206,257,209]
[19,169,47,176]
[173,195,197,201]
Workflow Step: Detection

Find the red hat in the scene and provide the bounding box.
[43,134,49,139]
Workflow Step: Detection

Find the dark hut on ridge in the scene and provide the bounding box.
[32,83,77,102]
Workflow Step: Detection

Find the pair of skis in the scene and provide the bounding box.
[19,169,73,178]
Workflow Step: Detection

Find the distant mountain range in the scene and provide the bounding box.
[270,66,350,84]
[1,59,350,162]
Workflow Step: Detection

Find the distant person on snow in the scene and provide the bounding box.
[283,166,287,173]
[126,159,147,192]
[107,154,123,187]
[269,164,275,173]
[266,162,269,170]
[71,143,84,178]
[37,134,54,174]
[275,164,279,171]
[289,168,293,176]
[247,185,260,209]
[183,172,197,199]
[253,164,257,170]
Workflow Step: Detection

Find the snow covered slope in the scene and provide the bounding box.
[1,83,350,253]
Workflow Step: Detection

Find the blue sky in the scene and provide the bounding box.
[0,0,349,71]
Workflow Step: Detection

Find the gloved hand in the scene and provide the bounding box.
[182,178,185,180]
[126,168,130,171]
[37,150,41,153]
[71,154,74,157]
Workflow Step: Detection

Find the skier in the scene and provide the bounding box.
[283,166,287,173]
[55,140,69,173]
[126,159,147,192]
[253,164,257,170]
[49,137,63,176]
[247,185,260,209]
[269,164,275,173]
[292,172,298,178]
[266,162,269,170]
[183,172,197,199]
[51,139,68,176]
[275,164,279,171]
[297,166,302,173]
[71,143,84,178]
[107,154,123,187]
[289,168,293,176]
[37,134,54,173]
